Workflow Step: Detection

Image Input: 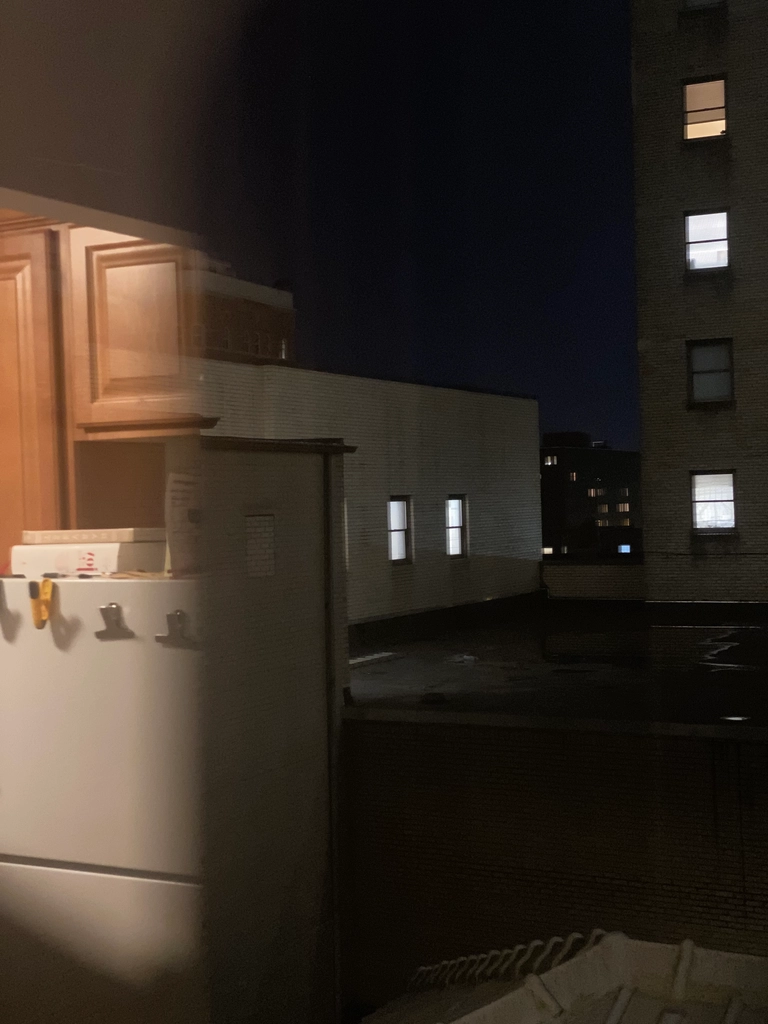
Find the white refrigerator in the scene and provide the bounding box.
[0,576,204,1024]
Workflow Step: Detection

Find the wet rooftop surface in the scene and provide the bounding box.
[348,603,768,726]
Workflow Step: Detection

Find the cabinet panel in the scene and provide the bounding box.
[69,228,199,429]
[0,231,60,566]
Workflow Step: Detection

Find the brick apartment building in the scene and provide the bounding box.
[633,0,768,602]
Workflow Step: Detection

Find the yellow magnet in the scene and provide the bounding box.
[29,579,54,630]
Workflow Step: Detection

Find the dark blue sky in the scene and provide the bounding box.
[208,0,639,448]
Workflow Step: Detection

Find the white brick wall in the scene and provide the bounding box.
[201,362,542,623]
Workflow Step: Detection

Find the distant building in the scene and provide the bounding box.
[633,0,768,602]
[540,433,642,561]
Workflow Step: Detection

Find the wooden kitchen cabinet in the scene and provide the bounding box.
[68,227,202,435]
[0,228,62,565]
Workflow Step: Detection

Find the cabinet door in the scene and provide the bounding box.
[0,231,61,566]
[69,228,199,431]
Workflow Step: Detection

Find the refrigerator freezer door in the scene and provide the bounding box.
[0,861,204,1024]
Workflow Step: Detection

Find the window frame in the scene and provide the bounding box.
[684,208,730,274]
[687,338,734,408]
[682,75,727,142]
[387,495,413,563]
[445,494,468,559]
[690,471,736,532]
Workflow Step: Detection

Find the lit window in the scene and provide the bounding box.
[684,79,726,139]
[561,545,568,554]
[388,497,412,561]
[617,503,630,513]
[618,544,631,554]
[596,519,608,528]
[597,488,606,496]
[692,472,735,529]
[544,455,557,466]
[587,487,596,497]
[620,518,631,527]
[569,472,577,481]
[689,340,733,404]
[686,212,728,270]
[446,496,467,557]
[542,547,554,555]
[598,503,609,514]
[620,487,629,497]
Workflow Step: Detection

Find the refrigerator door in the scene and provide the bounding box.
[0,578,201,878]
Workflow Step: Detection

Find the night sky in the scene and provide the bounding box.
[207,0,639,449]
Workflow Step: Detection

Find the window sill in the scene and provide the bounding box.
[692,528,737,536]
[687,399,735,411]
[678,4,727,24]
[691,529,739,553]
[682,134,730,149]
[683,266,732,283]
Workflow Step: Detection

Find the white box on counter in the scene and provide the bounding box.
[22,528,166,545]
[11,541,167,577]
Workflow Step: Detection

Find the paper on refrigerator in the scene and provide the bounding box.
[164,472,202,575]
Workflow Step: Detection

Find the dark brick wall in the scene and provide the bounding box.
[633,0,768,600]
[341,717,768,1010]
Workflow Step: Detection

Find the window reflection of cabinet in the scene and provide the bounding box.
[0,215,291,560]
[0,229,62,564]
[68,228,201,435]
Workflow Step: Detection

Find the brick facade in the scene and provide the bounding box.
[341,715,768,1011]
[543,563,646,601]
[201,362,542,623]
[633,0,768,601]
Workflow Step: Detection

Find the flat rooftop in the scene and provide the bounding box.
[347,603,768,732]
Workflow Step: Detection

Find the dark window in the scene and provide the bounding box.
[688,340,733,404]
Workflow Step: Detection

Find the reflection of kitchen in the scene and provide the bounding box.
[0,206,294,1019]
[0,206,294,568]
